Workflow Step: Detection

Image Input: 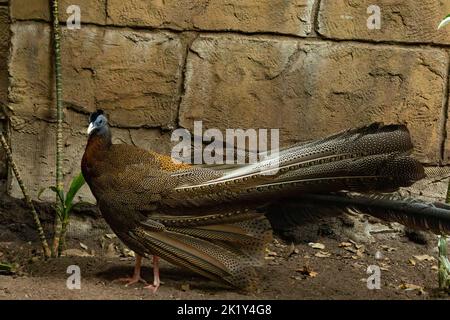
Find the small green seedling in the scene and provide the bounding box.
[39,172,86,255]
[49,172,86,226]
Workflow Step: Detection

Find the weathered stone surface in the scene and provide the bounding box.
[0,6,9,179]
[10,0,106,25]
[180,35,447,164]
[8,110,89,201]
[318,0,450,44]
[8,22,181,200]
[10,0,49,21]
[107,0,315,36]
[9,22,184,127]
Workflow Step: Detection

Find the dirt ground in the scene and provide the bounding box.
[0,192,449,300]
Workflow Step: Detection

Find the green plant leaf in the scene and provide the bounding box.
[64,172,86,215]
[438,14,450,29]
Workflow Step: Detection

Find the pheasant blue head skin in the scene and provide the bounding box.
[87,109,108,135]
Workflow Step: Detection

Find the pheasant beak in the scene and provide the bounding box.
[87,122,95,135]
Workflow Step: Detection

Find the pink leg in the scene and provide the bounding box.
[144,256,160,293]
[117,255,148,286]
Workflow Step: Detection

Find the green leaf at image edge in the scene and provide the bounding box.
[438,14,450,29]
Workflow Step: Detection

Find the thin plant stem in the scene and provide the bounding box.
[0,133,51,258]
[50,0,64,257]
[58,219,68,256]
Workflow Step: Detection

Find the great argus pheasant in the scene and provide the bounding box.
[81,110,450,292]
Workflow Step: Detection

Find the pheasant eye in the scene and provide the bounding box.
[96,116,106,126]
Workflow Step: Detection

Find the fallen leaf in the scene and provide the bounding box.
[408,259,416,266]
[399,283,420,290]
[62,249,93,257]
[79,242,88,251]
[105,233,116,239]
[265,248,277,257]
[379,262,390,271]
[398,283,425,294]
[122,248,135,258]
[308,242,325,250]
[345,247,357,253]
[380,245,397,252]
[315,251,331,258]
[431,265,438,270]
[339,242,352,248]
[356,248,365,257]
[296,266,318,278]
[413,254,435,262]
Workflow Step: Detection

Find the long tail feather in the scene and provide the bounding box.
[129,215,272,290]
[271,193,450,235]
[173,123,424,204]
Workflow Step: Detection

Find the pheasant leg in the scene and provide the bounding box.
[144,256,160,293]
[118,254,147,286]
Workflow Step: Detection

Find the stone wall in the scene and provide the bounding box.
[4,0,450,201]
[0,0,9,181]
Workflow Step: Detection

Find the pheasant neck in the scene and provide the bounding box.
[82,126,112,184]
[87,126,112,151]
